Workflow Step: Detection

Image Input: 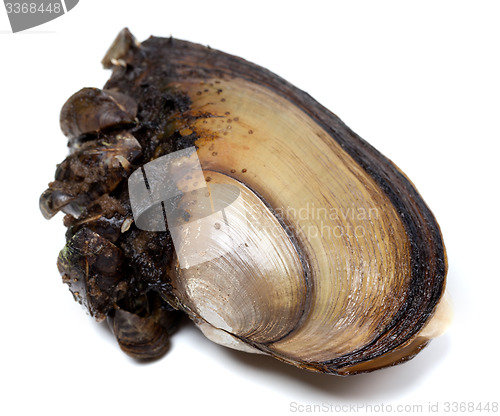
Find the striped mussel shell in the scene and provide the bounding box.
[42,29,451,375]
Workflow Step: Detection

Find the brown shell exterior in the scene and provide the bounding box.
[42,30,447,374]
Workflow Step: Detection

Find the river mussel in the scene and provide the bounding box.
[40,29,450,374]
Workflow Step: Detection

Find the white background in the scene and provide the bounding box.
[1,1,499,415]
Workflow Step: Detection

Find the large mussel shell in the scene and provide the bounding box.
[42,29,449,375]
